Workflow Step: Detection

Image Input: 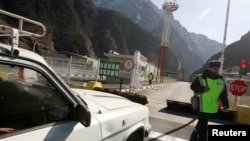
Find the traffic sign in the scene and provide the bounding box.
[99,59,120,77]
[124,59,134,70]
[229,80,248,96]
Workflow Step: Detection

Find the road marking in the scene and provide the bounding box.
[148,131,187,141]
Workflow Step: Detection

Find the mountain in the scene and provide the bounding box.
[93,0,223,77]
[189,32,222,62]
[0,0,161,65]
[2,0,247,80]
[194,30,250,74]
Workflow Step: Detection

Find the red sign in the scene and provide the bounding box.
[123,59,134,70]
[229,80,248,96]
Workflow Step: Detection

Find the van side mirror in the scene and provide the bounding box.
[75,104,91,127]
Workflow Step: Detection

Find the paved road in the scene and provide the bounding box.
[122,81,236,141]
[102,81,194,141]
[138,82,194,141]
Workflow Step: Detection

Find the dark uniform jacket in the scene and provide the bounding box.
[190,69,229,109]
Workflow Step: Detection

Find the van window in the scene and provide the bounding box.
[0,64,73,135]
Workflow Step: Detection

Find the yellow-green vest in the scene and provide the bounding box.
[148,74,153,80]
[194,75,225,113]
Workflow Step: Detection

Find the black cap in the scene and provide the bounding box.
[208,61,221,68]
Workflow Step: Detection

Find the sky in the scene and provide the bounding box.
[151,0,250,45]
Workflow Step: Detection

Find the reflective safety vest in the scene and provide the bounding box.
[148,74,154,80]
[194,75,225,113]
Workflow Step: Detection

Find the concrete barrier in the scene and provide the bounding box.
[236,105,250,125]
[166,99,236,122]
[94,88,148,105]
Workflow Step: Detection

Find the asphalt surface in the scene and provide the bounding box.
[102,80,238,141]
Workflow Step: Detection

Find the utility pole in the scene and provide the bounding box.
[219,0,230,75]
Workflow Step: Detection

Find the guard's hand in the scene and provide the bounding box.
[204,87,209,92]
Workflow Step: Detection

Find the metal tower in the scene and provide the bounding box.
[156,0,178,83]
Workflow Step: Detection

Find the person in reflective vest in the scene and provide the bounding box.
[148,72,154,85]
[189,61,229,141]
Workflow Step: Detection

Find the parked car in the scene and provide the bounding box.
[0,10,151,141]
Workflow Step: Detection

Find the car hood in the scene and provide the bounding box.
[72,88,140,112]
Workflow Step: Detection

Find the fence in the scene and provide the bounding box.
[44,57,99,81]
